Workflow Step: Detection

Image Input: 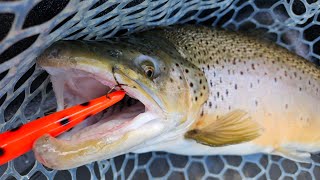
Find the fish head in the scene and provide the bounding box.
[34,36,208,169]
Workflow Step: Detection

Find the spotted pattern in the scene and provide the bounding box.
[156,25,319,129]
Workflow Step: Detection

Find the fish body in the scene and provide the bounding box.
[36,25,320,169]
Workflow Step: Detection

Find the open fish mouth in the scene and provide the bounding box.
[33,40,173,169]
[42,66,163,145]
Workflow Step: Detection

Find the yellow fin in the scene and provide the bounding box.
[185,110,262,147]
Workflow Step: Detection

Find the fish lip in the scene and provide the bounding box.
[112,66,165,113]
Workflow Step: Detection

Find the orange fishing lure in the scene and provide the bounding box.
[0,91,125,165]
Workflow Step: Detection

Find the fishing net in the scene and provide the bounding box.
[0,0,320,179]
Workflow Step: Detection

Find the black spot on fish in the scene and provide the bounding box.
[195,97,198,101]
[60,118,70,126]
[235,84,238,90]
[80,102,90,106]
[179,76,182,80]
[209,101,212,108]
[0,148,4,156]
[190,82,193,87]
[232,59,236,65]
[10,124,22,132]
[185,69,189,73]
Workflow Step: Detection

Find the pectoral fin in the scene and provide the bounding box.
[185,110,262,147]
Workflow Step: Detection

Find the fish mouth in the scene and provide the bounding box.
[42,65,163,145]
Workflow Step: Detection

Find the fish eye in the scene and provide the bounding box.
[142,64,155,78]
[134,55,160,79]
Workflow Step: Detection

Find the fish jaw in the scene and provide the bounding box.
[34,119,165,170]
[32,64,169,169]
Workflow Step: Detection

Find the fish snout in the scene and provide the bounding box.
[33,134,62,169]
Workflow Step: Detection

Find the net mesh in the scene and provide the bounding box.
[0,0,320,179]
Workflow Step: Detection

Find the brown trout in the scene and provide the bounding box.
[35,25,320,169]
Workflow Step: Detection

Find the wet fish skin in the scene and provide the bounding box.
[35,25,320,169]
[154,25,320,161]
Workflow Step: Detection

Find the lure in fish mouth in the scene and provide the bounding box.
[35,36,208,169]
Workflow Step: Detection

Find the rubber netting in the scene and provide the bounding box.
[0,0,320,179]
